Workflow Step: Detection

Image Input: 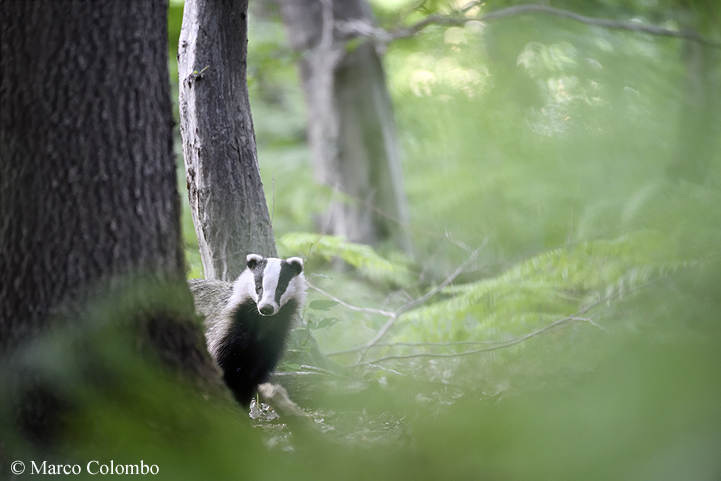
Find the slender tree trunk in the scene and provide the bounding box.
[178,0,340,395]
[179,0,277,282]
[278,0,412,254]
[0,0,187,353]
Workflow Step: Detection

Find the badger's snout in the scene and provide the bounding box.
[258,303,276,316]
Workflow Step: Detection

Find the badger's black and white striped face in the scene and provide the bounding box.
[244,254,305,316]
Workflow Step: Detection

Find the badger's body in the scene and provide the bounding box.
[189,254,306,408]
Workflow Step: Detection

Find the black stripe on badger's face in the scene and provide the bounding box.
[247,254,268,301]
[246,255,303,316]
[275,260,301,306]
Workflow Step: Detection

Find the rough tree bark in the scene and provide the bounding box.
[0,0,219,447]
[179,0,277,281]
[278,0,413,254]
[177,0,340,399]
[0,0,192,352]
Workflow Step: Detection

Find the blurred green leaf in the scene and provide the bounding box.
[309,300,340,311]
[315,317,341,329]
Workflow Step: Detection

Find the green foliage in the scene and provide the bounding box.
[308,300,340,311]
[167,1,720,478]
[3,267,720,481]
[5,1,721,480]
[400,229,684,342]
[280,232,413,286]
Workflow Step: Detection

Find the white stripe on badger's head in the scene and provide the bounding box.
[246,254,305,316]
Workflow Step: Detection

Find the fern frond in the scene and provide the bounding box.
[279,232,412,285]
[398,230,681,343]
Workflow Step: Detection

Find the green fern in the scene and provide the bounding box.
[279,232,412,285]
[398,230,683,343]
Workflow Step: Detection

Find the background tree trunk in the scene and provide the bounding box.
[179,0,277,281]
[0,0,187,354]
[177,0,338,389]
[278,0,413,254]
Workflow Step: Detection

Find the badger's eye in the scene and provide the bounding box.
[255,280,263,293]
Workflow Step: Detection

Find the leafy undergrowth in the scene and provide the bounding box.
[260,187,721,480]
[251,403,408,452]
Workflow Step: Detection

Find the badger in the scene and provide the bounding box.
[189,254,306,408]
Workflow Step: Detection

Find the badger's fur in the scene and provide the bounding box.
[189,254,306,408]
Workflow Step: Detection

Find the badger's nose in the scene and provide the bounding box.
[259,304,275,316]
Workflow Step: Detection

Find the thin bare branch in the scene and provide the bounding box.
[308,283,395,317]
[346,273,681,368]
[328,339,514,356]
[347,301,603,367]
[355,239,488,363]
[375,3,721,49]
[328,316,603,356]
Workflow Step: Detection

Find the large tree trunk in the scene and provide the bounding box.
[278,0,413,254]
[0,0,188,353]
[0,0,220,450]
[179,0,277,281]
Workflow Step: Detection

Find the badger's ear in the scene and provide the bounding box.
[286,257,304,274]
[246,254,264,270]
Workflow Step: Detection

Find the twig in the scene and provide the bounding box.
[328,339,517,356]
[328,316,603,356]
[298,364,345,377]
[347,301,603,367]
[308,283,395,317]
[355,239,488,363]
[347,273,680,368]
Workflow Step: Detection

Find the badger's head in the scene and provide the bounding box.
[244,254,306,316]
